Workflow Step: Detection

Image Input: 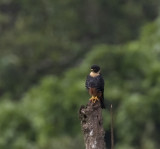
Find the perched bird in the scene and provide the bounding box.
[85,65,106,109]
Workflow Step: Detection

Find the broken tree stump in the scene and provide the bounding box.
[79,101,107,149]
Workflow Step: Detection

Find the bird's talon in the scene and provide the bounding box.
[89,96,99,103]
[94,96,99,102]
[89,96,94,102]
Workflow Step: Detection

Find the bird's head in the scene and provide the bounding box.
[90,65,100,73]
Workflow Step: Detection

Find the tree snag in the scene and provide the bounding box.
[79,101,107,149]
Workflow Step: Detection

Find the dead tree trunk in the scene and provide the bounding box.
[79,101,107,149]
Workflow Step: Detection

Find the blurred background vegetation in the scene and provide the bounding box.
[0,0,160,149]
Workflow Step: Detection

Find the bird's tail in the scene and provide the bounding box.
[100,92,106,109]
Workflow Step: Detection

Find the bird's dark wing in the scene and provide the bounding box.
[85,75,90,89]
[98,74,105,109]
[97,74,104,92]
[100,74,104,91]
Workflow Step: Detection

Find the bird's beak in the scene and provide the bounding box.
[91,69,93,71]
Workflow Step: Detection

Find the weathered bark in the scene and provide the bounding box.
[79,101,107,149]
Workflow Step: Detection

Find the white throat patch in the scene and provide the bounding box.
[90,72,100,77]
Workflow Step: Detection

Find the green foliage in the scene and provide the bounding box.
[0,101,36,149]
[1,22,160,147]
[0,0,160,149]
[0,0,160,98]
[0,76,85,149]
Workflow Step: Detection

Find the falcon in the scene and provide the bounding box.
[85,65,105,109]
